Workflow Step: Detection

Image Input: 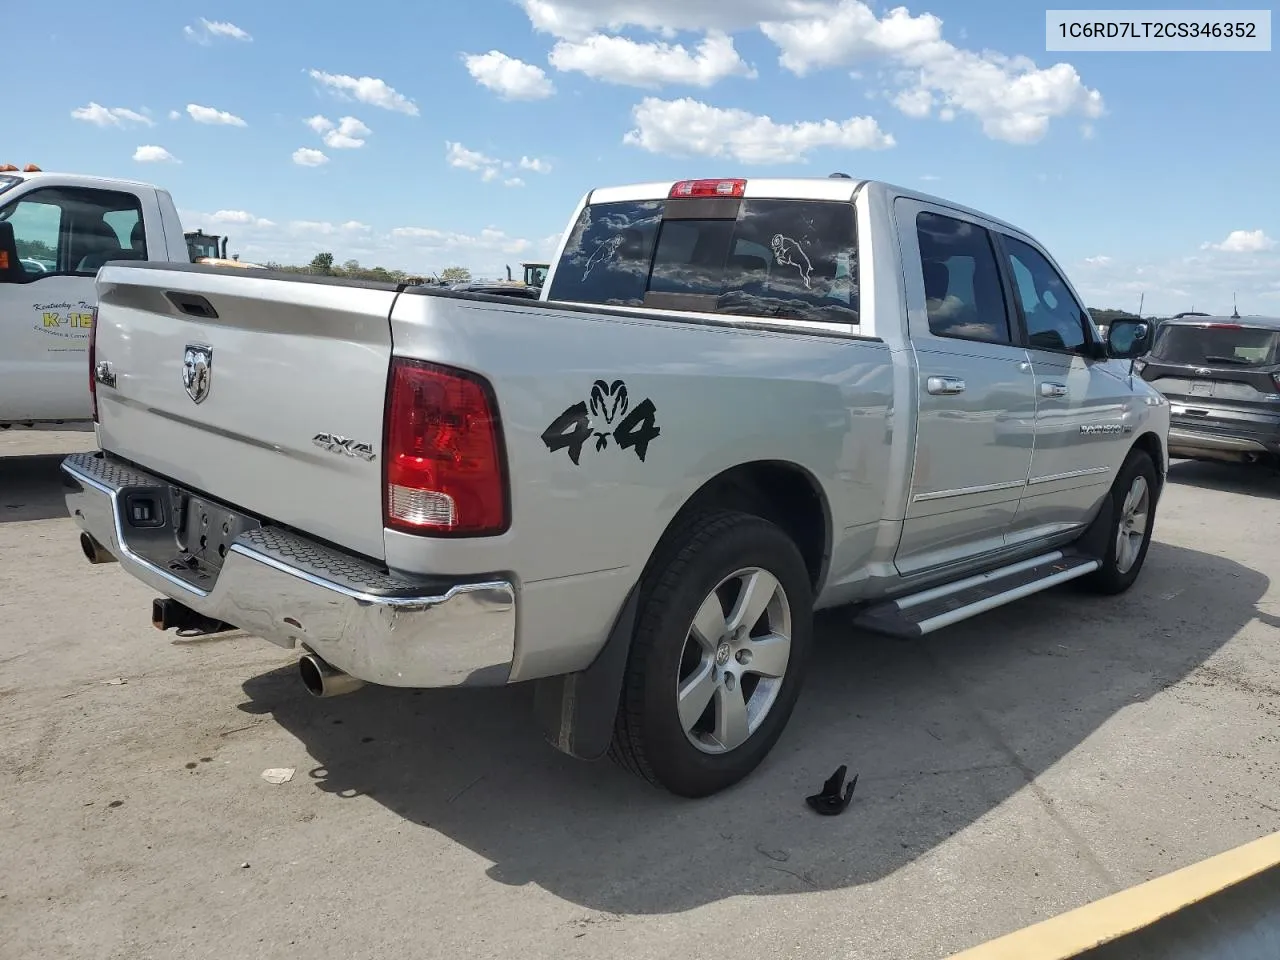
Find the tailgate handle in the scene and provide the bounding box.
[166,291,219,320]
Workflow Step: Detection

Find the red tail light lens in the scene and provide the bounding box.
[669,178,746,198]
[383,359,508,537]
[1272,373,1280,391]
[88,305,99,422]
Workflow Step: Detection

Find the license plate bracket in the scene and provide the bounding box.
[175,493,260,570]
[1189,381,1215,396]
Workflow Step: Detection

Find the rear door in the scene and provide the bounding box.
[93,265,398,561]
[0,180,160,422]
[892,199,1037,575]
[1139,320,1280,439]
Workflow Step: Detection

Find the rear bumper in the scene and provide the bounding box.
[61,451,517,688]
[1168,404,1280,459]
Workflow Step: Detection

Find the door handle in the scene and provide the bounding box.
[1040,382,1068,398]
[926,376,966,395]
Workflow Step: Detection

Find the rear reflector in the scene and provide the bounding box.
[669,179,746,199]
[88,306,99,423]
[383,359,508,537]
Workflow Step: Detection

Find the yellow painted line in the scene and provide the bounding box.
[947,829,1280,960]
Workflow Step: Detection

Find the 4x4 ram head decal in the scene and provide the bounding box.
[541,378,661,465]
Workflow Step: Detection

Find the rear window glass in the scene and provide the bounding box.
[546,200,663,307]
[547,197,860,325]
[1150,324,1280,367]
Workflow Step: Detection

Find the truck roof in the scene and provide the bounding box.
[583,176,1032,240]
[1160,313,1280,329]
[1,169,166,192]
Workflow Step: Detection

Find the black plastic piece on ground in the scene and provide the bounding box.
[807,764,858,815]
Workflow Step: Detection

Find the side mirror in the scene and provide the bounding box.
[1107,318,1151,360]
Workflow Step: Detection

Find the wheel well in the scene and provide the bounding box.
[657,461,831,590]
[1132,431,1166,490]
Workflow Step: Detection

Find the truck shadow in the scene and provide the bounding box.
[0,454,74,523]
[1166,459,1280,498]
[238,540,1268,915]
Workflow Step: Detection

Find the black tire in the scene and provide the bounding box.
[609,510,814,798]
[1079,448,1159,595]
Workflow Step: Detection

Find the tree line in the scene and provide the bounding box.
[256,251,471,284]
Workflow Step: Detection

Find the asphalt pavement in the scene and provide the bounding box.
[2,429,1278,960]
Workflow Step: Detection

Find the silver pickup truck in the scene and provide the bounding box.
[63,176,1168,798]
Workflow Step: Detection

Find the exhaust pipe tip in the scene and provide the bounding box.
[80,532,117,564]
[299,653,365,698]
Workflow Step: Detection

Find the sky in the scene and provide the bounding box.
[8,0,1278,314]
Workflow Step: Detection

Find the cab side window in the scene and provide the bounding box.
[0,187,147,284]
[915,211,1012,345]
[1001,236,1090,354]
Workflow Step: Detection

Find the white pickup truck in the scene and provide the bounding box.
[0,166,193,427]
[62,175,1168,798]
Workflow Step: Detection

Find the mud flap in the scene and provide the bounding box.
[532,584,639,761]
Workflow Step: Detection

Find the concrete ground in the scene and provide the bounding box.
[2,430,1278,960]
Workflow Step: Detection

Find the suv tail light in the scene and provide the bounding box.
[383,359,508,537]
[88,305,99,422]
[1272,372,1280,391]
[669,178,746,198]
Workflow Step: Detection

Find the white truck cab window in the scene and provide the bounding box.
[0,187,147,283]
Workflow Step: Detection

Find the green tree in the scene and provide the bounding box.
[439,265,471,283]
[309,252,335,274]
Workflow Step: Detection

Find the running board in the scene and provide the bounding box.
[853,550,1100,639]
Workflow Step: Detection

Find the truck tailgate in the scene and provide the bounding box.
[93,264,397,561]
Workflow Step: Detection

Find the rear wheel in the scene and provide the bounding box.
[609,511,814,798]
[1080,448,1159,594]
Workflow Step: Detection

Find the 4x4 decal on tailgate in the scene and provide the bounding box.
[541,379,661,465]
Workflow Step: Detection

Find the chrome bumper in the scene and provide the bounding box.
[1168,427,1273,454]
[61,451,517,688]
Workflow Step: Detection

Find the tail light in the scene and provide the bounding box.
[1272,373,1280,391]
[669,178,746,198]
[383,359,508,537]
[88,305,99,422]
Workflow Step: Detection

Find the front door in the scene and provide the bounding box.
[894,199,1037,576]
[995,232,1134,543]
[0,183,151,423]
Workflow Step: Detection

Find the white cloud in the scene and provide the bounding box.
[548,32,756,88]
[519,156,552,173]
[919,173,940,181]
[446,141,499,172]
[184,18,252,43]
[519,0,806,39]
[392,225,534,257]
[317,116,371,149]
[463,50,556,100]
[168,110,182,121]
[448,142,546,184]
[71,102,153,128]
[624,96,894,163]
[1203,229,1276,254]
[1083,255,1112,265]
[292,147,329,167]
[308,69,419,116]
[341,221,371,232]
[762,3,944,74]
[305,115,333,134]
[186,103,247,127]
[208,209,276,228]
[1074,245,1280,316]
[519,0,1103,143]
[133,145,178,163]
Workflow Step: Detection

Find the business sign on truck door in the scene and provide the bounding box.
[0,180,150,422]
